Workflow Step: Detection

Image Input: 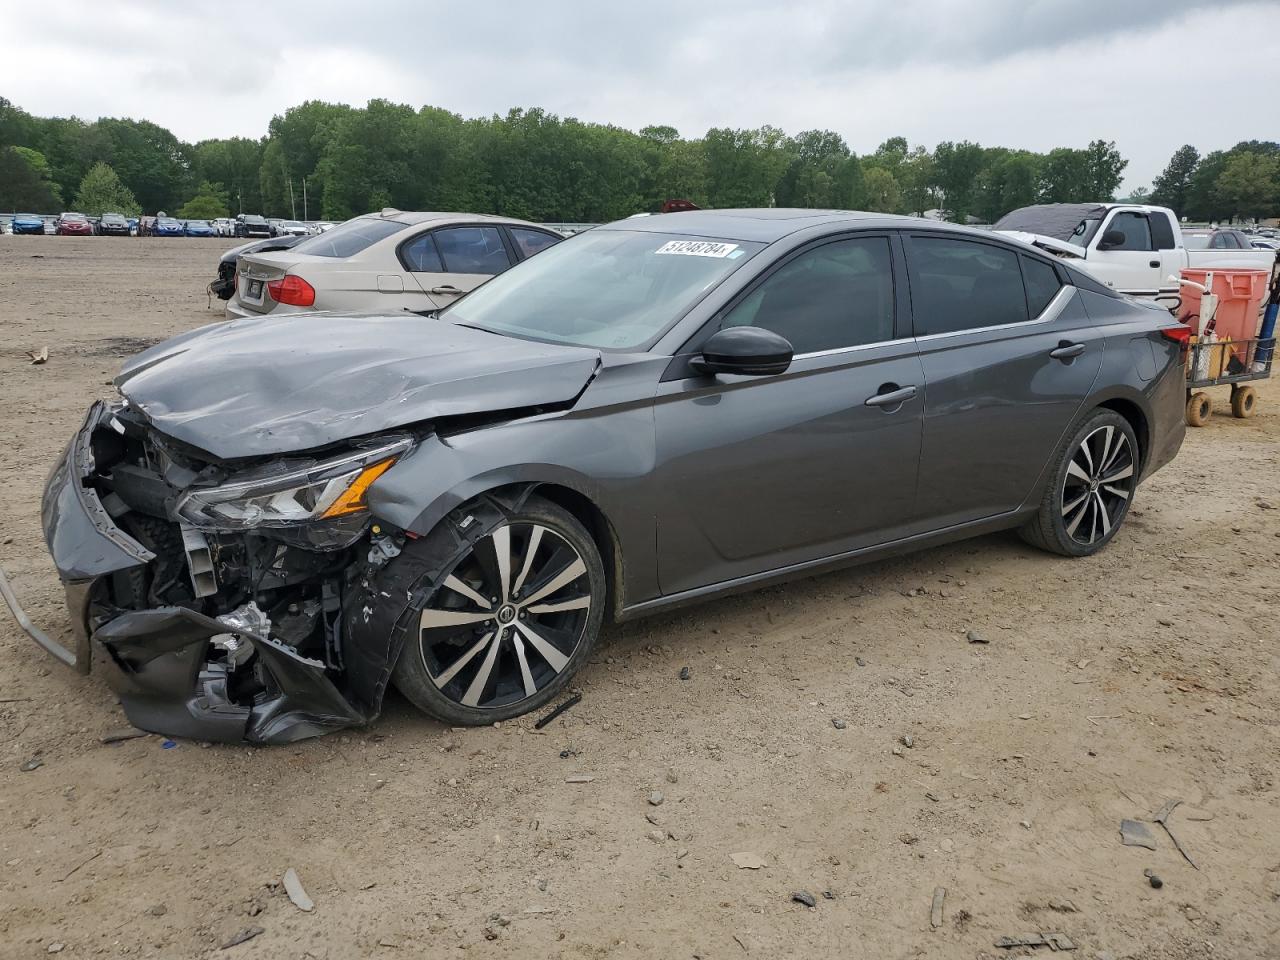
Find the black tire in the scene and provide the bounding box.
[390,496,605,726]
[1020,409,1139,557]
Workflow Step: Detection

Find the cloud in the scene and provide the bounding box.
[3,0,1277,190]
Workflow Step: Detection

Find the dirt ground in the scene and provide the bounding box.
[0,235,1277,960]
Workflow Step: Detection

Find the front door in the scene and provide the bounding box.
[653,234,925,595]
[904,234,1105,530]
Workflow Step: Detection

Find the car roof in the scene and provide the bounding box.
[376,210,552,230]
[597,208,989,244]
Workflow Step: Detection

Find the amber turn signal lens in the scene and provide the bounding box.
[319,458,397,519]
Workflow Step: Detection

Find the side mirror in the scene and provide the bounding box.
[1097,229,1126,250]
[691,326,793,377]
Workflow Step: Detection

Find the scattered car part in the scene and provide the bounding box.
[994,933,1076,950]
[534,692,582,729]
[1152,798,1198,869]
[1119,818,1157,850]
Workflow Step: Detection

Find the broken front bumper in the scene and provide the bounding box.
[5,403,373,744]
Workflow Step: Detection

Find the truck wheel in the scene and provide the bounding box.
[1186,392,1212,427]
[1230,385,1257,419]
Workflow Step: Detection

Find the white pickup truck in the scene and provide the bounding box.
[994,203,1276,310]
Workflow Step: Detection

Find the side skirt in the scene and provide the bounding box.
[618,509,1031,623]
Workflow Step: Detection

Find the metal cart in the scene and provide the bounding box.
[1184,335,1274,426]
[1175,272,1277,427]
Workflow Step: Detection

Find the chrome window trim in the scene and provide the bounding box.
[914,285,1075,343]
[792,337,915,361]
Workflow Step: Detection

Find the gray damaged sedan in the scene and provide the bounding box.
[14,210,1188,742]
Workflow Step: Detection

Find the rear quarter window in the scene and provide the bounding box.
[1021,256,1063,317]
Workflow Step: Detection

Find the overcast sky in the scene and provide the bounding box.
[4,0,1278,192]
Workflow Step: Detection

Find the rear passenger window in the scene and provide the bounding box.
[722,237,894,354]
[1021,256,1062,317]
[1149,213,1176,250]
[433,226,512,275]
[906,237,1028,336]
[510,228,561,258]
[400,233,444,272]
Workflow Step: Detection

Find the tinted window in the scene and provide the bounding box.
[400,232,444,272]
[907,237,1028,335]
[434,226,512,275]
[1021,256,1062,317]
[510,227,562,259]
[1150,212,1176,250]
[1105,212,1152,251]
[289,217,404,258]
[1183,234,1211,250]
[722,237,894,353]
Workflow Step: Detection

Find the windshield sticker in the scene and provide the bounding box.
[655,240,740,258]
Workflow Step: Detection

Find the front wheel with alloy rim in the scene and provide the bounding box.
[391,497,605,725]
[1020,410,1139,557]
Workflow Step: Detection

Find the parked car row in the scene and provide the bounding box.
[3,212,341,237]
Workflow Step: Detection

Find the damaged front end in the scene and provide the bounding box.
[35,401,415,743]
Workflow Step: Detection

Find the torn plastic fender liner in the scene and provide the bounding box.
[342,489,534,715]
[94,607,366,744]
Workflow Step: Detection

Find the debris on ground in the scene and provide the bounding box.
[20,757,43,772]
[994,933,1076,950]
[1120,819,1157,850]
[679,666,690,681]
[564,774,594,784]
[219,926,265,949]
[731,852,767,870]
[648,791,665,806]
[1152,798,1198,869]
[791,890,816,908]
[1144,868,1164,889]
[100,728,148,744]
[534,692,581,729]
[832,718,847,729]
[26,346,49,365]
[283,867,314,912]
[930,887,946,928]
[967,630,989,644]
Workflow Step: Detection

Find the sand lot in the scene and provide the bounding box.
[0,235,1277,959]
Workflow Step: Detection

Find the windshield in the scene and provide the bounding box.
[243,216,266,224]
[288,216,405,258]
[445,229,765,350]
[1067,218,1101,248]
[158,218,179,227]
[1183,234,1211,250]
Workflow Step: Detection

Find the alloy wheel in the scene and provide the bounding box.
[1061,425,1135,546]
[417,522,592,710]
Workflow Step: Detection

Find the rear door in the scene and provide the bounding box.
[402,225,514,307]
[653,233,925,594]
[905,234,1104,529]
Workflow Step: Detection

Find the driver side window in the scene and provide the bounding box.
[1104,212,1152,251]
[722,237,894,354]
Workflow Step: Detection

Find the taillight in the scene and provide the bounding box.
[1159,324,1192,345]
[267,274,315,307]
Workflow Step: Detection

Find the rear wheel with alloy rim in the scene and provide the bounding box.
[1020,410,1139,557]
[391,497,605,725]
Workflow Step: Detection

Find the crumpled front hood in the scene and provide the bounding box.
[115,313,601,459]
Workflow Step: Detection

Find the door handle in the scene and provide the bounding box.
[865,384,917,408]
[1148,260,1160,268]
[429,284,463,295]
[1049,341,1086,361]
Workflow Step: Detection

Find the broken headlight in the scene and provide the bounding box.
[174,438,411,536]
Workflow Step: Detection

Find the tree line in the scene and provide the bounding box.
[1,95,1276,225]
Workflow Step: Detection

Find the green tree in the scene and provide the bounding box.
[932,140,985,221]
[1123,186,1151,203]
[1213,151,1279,221]
[1082,140,1127,200]
[72,162,140,216]
[178,181,230,219]
[1149,145,1199,214]
[863,166,901,213]
[0,146,62,210]
[975,150,1039,223]
[897,146,936,215]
